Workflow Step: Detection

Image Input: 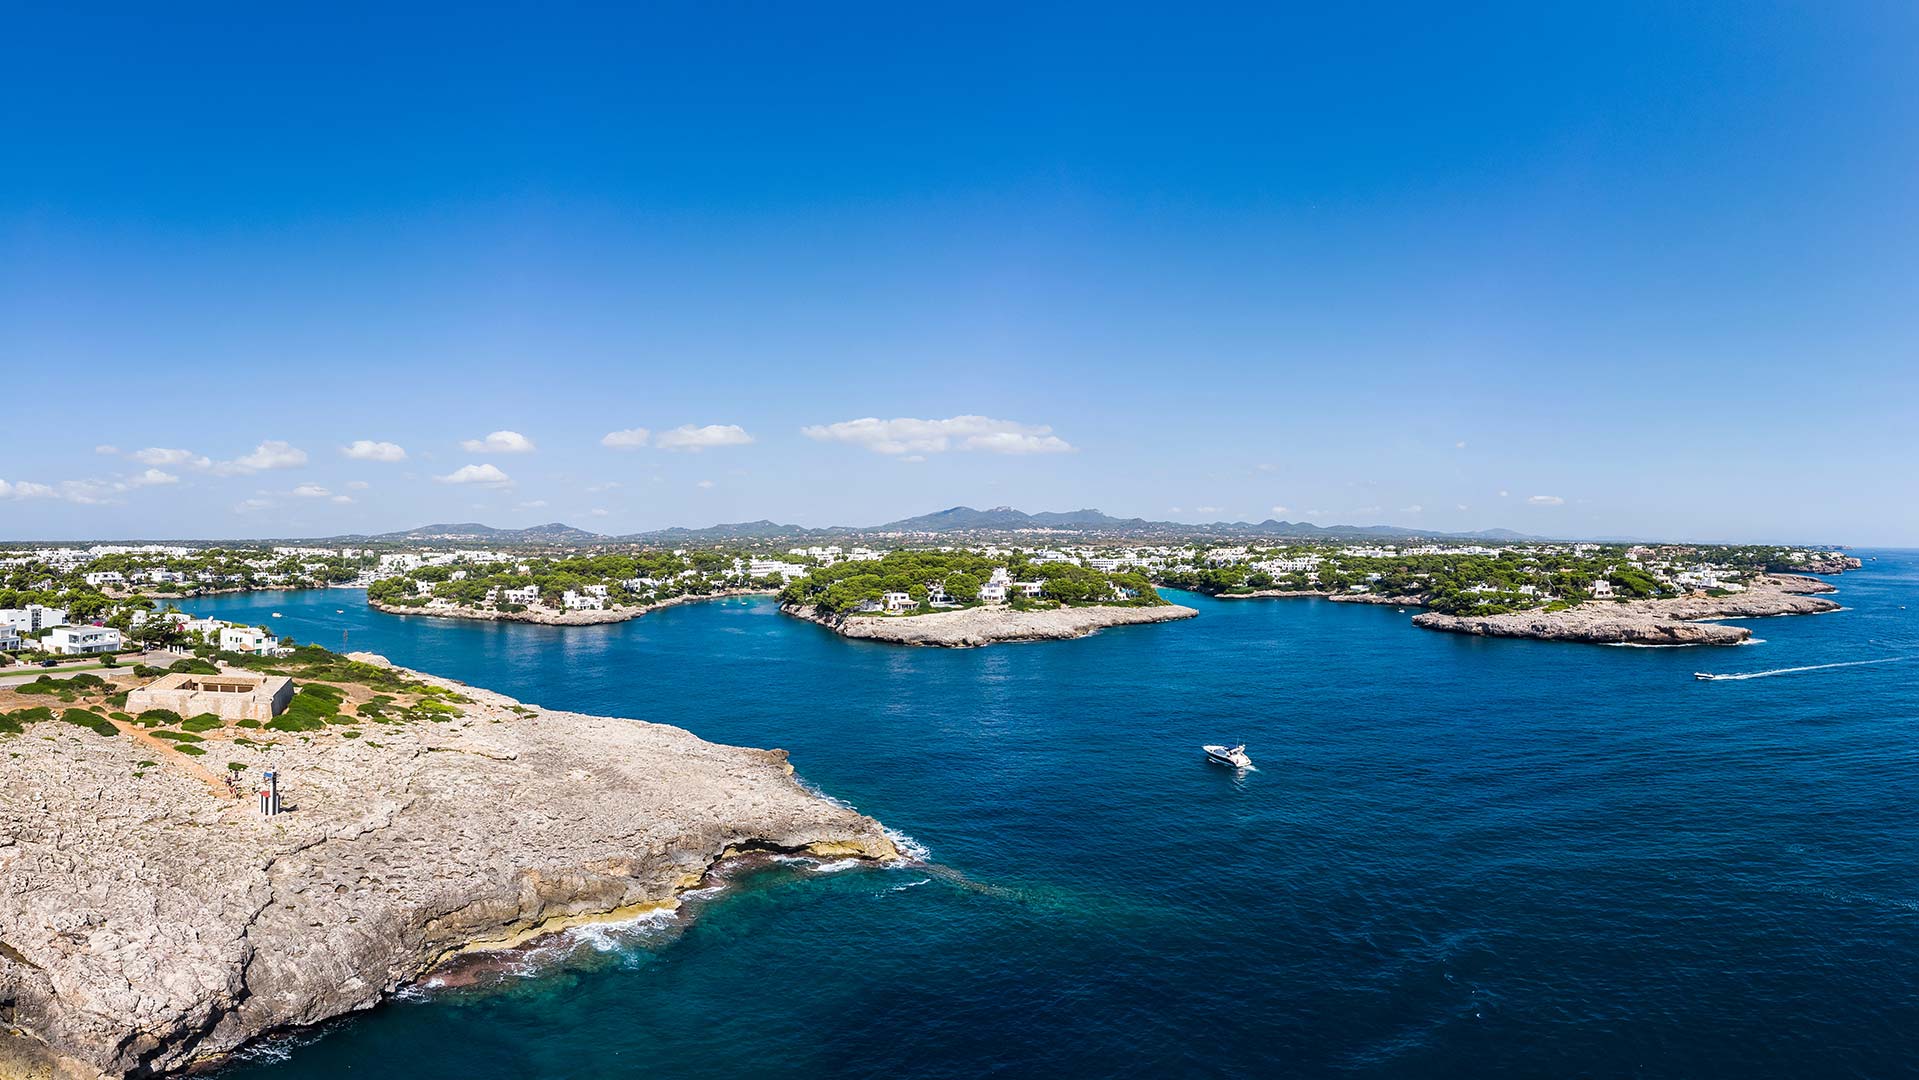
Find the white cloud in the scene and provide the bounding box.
[1401,504,1423,513]
[656,424,754,452]
[1498,490,1510,498]
[342,439,407,462]
[233,497,274,513]
[437,463,513,487]
[212,441,308,475]
[94,444,119,456]
[347,480,370,490]
[600,428,651,449]
[1455,441,1467,449]
[0,478,57,500]
[1527,494,1565,506]
[132,447,211,469]
[292,484,331,498]
[461,430,536,453]
[130,469,178,487]
[1256,462,1279,472]
[1196,505,1222,514]
[516,499,549,509]
[586,480,623,493]
[330,494,353,504]
[802,415,1071,456]
[1270,505,1289,515]
[1457,503,1469,511]
[589,507,609,517]
[696,479,715,489]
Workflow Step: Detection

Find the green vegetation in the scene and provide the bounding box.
[151,730,204,743]
[779,551,1160,616]
[137,708,184,728]
[180,713,225,732]
[60,709,118,736]
[174,745,206,757]
[168,657,221,676]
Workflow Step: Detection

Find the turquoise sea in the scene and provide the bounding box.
[190,553,1919,1079]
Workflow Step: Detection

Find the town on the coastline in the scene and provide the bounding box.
[0,532,1861,661]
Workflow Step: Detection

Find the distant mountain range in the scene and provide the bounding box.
[325,507,1546,545]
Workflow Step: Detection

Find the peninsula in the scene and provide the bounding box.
[772,547,1188,646]
[1411,573,1841,645]
[0,649,895,1079]
[784,601,1197,647]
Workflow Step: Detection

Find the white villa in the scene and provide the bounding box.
[218,625,282,656]
[43,625,123,655]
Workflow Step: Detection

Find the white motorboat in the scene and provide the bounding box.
[271,612,282,619]
[1204,743,1252,768]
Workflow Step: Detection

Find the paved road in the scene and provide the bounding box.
[0,651,180,686]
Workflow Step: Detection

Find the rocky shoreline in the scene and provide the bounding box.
[782,602,1198,647]
[1410,574,1842,646]
[369,588,774,626]
[0,657,894,1079]
[1215,589,1426,607]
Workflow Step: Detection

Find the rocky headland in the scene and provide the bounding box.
[782,602,1198,647]
[369,588,774,626]
[0,656,893,1079]
[1215,589,1426,607]
[1410,574,1842,646]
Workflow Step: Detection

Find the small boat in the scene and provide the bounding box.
[271,612,282,619]
[1694,672,1726,681]
[336,609,345,614]
[1204,743,1253,768]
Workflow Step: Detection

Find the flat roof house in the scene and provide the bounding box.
[43,626,123,655]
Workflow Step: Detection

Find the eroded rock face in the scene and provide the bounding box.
[783,603,1197,647]
[0,665,893,1078]
[1411,576,1843,646]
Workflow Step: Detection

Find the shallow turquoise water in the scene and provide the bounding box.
[195,554,1919,1078]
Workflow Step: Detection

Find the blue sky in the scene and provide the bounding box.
[3,3,1915,544]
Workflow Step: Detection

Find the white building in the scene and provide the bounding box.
[882,591,913,613]
[562,590,605,611]
[219,625,281,655]
[500,585,540,606]
[0,626,21,652]
[0,605,68,633]
[43,625,123,655]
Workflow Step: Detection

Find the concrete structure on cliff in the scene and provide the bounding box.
[125,670,294,720]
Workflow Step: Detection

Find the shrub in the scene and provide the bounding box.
[168,658,220,676]
[227,762,247,773]
[180,714,225,732]
[15,678,63,696]
[65,674,109,691]
[132,664,166,678]
[137,709,183,728]
[106,691,129,708]
[174,744,206,757]
[60,710,118,736]
[235,718,261,729]
[8,706,55,723]
[151,730,203,743]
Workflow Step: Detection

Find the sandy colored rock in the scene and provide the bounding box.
[1411,575,1842,646]
[369,589,772,626]
[784,603,1197,647]
[0,660,893,1078]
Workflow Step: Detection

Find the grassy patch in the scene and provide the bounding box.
[151,730,204,744]
[180,713,225,732]
[168,658,220,676]
[60,709,118,736]
[137,708,183,728]
[174,744,206,757]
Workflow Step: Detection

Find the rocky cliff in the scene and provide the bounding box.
[1411,575,1842,646]
[0,658,893,1079]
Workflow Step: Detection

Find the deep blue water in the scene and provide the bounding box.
[194,554,1919,1079]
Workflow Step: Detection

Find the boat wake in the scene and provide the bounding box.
[1695,655,1915,681]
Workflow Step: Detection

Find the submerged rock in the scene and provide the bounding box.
[0,664,893,1078]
